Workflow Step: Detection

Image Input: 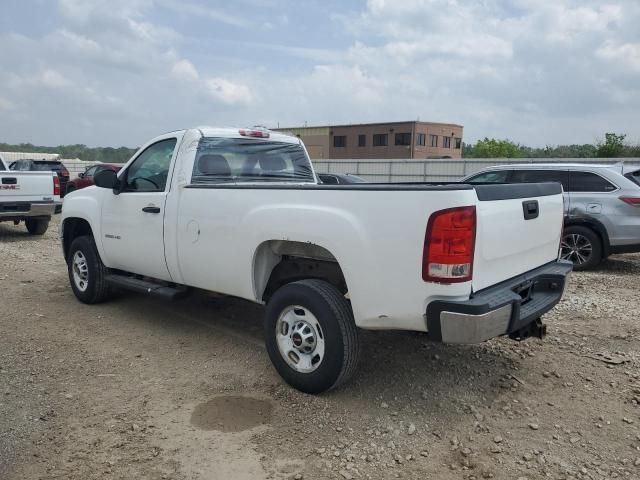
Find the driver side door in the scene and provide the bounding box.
[100,135,180,281]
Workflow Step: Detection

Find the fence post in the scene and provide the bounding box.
[423,161,427,182]
[388,161,392,183]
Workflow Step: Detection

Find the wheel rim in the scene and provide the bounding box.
[560,233,593,265]
[72,250,89,292]
[276,306,325,373]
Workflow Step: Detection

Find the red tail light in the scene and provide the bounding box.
[620,196,640,207]
[53,175,61,196]
[423,206,476,283]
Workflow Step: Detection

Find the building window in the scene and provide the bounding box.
[333,135,346,148]
[416,133,426,146]
[394,132,411,146]
[358,134,366,147]
[373,134,388,147]
[443,136,451,148]
[429,135,438,147]
[455,137,462,149]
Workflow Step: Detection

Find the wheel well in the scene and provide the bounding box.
[254,240,347,302]
[564,219,610,256]
[62,218,94,261]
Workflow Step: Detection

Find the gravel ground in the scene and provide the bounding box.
[1,217,639,480]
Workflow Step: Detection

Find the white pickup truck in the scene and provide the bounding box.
[0,156,61,235]
[60,127,571,393]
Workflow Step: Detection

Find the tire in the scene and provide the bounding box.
[25,218,49,235]
[67,235,112,304]
[265,279,360,394]
[560,226,602,270]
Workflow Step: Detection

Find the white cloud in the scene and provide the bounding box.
[1,0,640,147]
[171,59,199,81]
[596,41,640,71]
[0,97,16,111]
[205,78,253,105]
[40,69,72,89]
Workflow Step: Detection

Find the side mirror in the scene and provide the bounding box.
[94,169,120,193]
[78,172,85,178]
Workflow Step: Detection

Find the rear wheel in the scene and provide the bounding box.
[67,235,112,303]
[265,279,360,394]
[560,226,602,270]
[25,217,49,235]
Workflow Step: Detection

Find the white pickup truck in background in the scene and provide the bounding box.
[60,127,572,393]
[0,156,61,235]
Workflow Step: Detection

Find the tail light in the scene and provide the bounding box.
[53,175,61,196]
[239,129,270,138]
[620,196,640,207]
[423,206,476,283]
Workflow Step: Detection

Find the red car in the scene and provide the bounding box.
[66,164,122,194]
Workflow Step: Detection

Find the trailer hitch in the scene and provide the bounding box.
[508,318,547,341]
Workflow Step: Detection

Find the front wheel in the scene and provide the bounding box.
[67,235,112,304]
[25,217,49,235]
[265,279,360,394]
[560,226,602,270]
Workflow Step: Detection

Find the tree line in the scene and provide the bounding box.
[0,142,137,163]
[463,133,640,158]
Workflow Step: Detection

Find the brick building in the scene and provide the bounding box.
[274,121,463,159]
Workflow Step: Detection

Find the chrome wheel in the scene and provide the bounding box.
[276,306,325,373]
[72,250,89,292]
[561,233,593,265]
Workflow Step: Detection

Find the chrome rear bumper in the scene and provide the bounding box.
[426,260,572,344]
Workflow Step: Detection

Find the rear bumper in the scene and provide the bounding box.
[426,260,572,344]
[0,201,59,220]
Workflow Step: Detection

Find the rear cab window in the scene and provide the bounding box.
[191,137,315,184]
[567,171,617,192]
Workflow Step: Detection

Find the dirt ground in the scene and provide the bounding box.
[1,217,639,480]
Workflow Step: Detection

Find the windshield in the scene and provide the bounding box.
[192,137,315,184]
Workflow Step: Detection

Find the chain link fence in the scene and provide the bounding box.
[312,158,640,182]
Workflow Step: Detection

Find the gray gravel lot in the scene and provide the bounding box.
[1,217,639,480]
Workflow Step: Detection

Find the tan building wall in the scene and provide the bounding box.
[413,122,464,159]
[275,121,463,159]
[273,126,331,159]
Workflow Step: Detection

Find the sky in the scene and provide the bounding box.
[0,0,639,148]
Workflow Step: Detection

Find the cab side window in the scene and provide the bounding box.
[124,138,177,192]
[84,166,99,177]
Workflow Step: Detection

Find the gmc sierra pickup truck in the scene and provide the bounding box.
[60,127,571,393]
[0,156,61,235]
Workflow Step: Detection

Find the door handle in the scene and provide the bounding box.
[2,177,17,184]
[522,200,539,220]
[142,206,161,213]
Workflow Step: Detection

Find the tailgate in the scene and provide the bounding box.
[0,172,55,202]
[472,183,563,291]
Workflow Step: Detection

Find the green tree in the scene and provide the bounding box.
[596,133,626,157]
[469,138,523,158]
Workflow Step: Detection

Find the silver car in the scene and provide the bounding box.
[464,163,640,270]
